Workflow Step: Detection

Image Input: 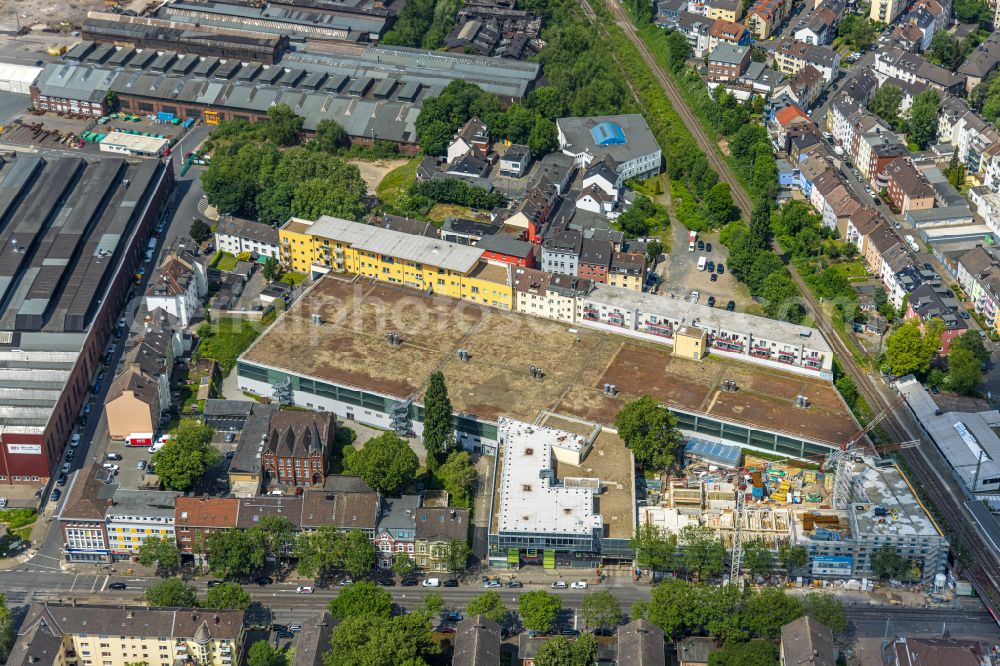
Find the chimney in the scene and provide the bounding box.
[214,614,220,625]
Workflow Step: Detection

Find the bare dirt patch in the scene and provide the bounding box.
[350,158,410,193]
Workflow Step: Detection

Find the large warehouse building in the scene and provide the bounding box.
[0,155,173,487]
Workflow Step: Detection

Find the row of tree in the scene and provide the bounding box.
[144,578,252,610]
[868,86,941,150]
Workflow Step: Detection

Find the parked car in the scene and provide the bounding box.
[225,451,236,459]
[705,243,712,252]
[56,474,67,487]
[0,498,6,508]
[256,576,273,586]
[506,580,523,588]
[61,462,71,474]
[106,453,123,461]
[483,579,501,589]
[923,263,933,271]
[446,612,463,622]
[689,291,699,304]
[108,582,127,590]
[50,489,61,502]
[559,628,581,636]
[83,404,92,415]
[401,577,419,587]
[339,577,353,586]
[65,449,75,461]
[224,432,235,443]
[136,460,147,471]
[296,586,314,594]
[727,301,736,311]
[717,263,724,274]
[570,581,588,589]
[707,296,716,307]
[108,344,117,355]
[102,464,119,472]
[551,580,568,589]
[276,631,294,639]
[443,579,459,587]
[706,261,715,272]
[710,274,718,282]
[423,578,441,587]
[207,580,223,588]
[70,433,80,448]
[697,240,704,251]
[288,625,301,633]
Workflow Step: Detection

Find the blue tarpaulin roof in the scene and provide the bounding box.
[591,121,626,146]
[685,438,741,467]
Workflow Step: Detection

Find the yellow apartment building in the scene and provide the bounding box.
[279,216,513,310]
[9,604,245,666]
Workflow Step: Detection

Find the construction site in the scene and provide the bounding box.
[639,441,949,584]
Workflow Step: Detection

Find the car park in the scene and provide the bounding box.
[551,580,568,589]
[570,581,588,589]
[710,274,718,282]
[109,582,127,590]
[296,586,314,594]
[705,243,712,252]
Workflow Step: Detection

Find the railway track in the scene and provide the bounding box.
[596,0,1000,616]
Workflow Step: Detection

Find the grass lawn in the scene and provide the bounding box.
[427,203,489,225]
[832,260,868,281]
[279,271,307,287]
[212,252,238,272]
[193,318,264,372]
[375,157,420,207]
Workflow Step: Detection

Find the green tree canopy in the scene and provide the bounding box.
[206,528,267,580]
[630,523,678,574]
[884,320,935,376]
[344,432,419,494]
[777,544,808,573]
[262,257,281,282]
[341,529,377,578]
[532,634,597,666]
[518,591,562,633]
[614,395,683,471]
[391,551,417,576]
[741,539,772,578]
[870,545,911,580]
[741,588,803,639]
[703,182,737,228]
[136,536,181,577]
[947,346,982,395]
[801,591,847,637]
[422,371,454,468]
[314,118,348,153]
[204,582,253,610]
[444,539,472,573]
[467,591,507,624]
[294,526,375,579]
[265,104,304,146]
[290,176,366,222]
[436,450,477,506]
[189,218,211,243]
[952,329,990,364]
[0,594,14,663]
[248,641,286,666]
[708,640,779,666]
[869,85,903,128]
[328,581,394,621]
[908,89,941,149]
[324,613,438,666]
[581,590,622,632]
[145,578,198,607]
[679,525,726,579]
[152,420,220,492]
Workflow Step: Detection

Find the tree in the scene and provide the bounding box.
[884,320,935,376]
[777,544,808,573]
[629,523,678,574]
[328,581,394,620]
[945,152,966,189]
[646,578,698,638]
[955,0,993,27]
[802,591,847,637]
[908,89,941,150]
[613,395,683,471]
[152,420,220,492]
[951,329,991,365]
[630,600,650,622]
[581,590,621,633]
[947,347,982,395]
[145,578,198,607]
[391,551,416,576]
[294,525,344,579]
[204,582,253,610]
[421,591,444,617]
[259,515,296,564]
[325,613,438,666]
[467,591,507,624]
[747,198,772,251]
[290,176,366,222]
[189,218,212,244]
[136,536,181,576]
[527,117,559,157]
[645,240,663,264]
[444,539,471,573]
[344,432,419,494]
[248,641,285,666]
[869,85,903,127]
[518,591,562,633]
[741,539,772,578]
[422,371,454,468]
[0,594,13,663]
[679,525,726,579]
[930,31,962,69]
[265,104,303,146]
[341,529,377,578]
[206,528,267,580]
[436,450,477,506]
[708,640,778,666]
[834,375,859,410]
[837,13,875,50]
[532,634,597,666]
[261,257,281,283]
[870,545,911,579]
[740,588,803,639]
[314,118,347,153]
[703,182,736,228]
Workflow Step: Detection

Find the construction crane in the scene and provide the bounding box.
[729,487,745,590]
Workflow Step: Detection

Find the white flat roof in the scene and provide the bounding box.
[302,215,484,273]
[584,283,832,352]
[896,376,1000,490]
[496,417,602,536]
[99,131,169,153]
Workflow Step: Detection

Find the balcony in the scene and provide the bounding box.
[643,324,673,338]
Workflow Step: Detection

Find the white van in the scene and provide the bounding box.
[697,256,707,271]
[422,578,440,587]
